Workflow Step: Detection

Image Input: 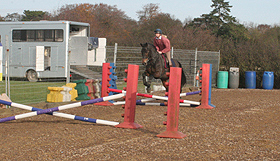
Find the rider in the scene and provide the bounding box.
[153,29,172,67]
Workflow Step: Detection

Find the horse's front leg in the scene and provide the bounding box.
[161,79,169,92]
[142,72,152,93]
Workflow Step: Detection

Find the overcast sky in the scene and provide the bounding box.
[1,0,280,25]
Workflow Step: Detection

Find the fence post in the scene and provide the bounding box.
[113,43,118,66]
[171,47,174,58]
[5,35,10,99]
[0,43,2,82]
[193,48,198,86]
[218,50,220,72]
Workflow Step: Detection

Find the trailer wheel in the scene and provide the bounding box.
[26,70,38,82]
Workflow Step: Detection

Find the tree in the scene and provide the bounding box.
[3,13,22,21]
[186,0,248,41]
[52,3,137,46]
[217,22,249,41]
[136,3,161,22]
[187,0,236,30]
[89,3,137,46]
[22,10,48,21]
[210,0,236,27]
[135,3,185,47]
[51,4,95,23]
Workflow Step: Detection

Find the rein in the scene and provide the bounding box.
[147,47,161,65]
[150,50,168,69]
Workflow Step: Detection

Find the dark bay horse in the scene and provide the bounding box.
[140,43,186,93]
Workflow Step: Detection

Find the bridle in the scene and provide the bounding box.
[142,45,158,66]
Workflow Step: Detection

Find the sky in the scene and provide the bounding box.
[1,0,280,26]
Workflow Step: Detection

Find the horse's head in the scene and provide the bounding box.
[140,43,149,66]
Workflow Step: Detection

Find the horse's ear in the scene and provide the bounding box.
[140,43,148,47]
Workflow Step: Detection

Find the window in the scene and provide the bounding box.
[12,30,24,42]
[44,30,54,42]
[27,30,36,42]
[12,29,64,42]
[36,30,44,41]
[55,30,63,42]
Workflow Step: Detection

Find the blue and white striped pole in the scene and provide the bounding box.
[0,93,125,124]
[114,101,198,107]
[0,99,119,126]
[180,91,200,96]
[112,97,155,105]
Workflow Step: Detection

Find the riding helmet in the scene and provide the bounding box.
[154,29,162,34]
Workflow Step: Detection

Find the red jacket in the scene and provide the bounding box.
[153,36,171,53]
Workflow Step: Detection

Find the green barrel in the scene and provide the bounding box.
[217,71,228,88]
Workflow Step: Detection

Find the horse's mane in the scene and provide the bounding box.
[141,42,160,60]
[147,43,157,52]
[146,43,162,63]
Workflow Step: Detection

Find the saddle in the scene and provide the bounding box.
[161,54,175,69]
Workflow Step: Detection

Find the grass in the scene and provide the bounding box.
[0,81,66,104]
[0,80,165,105]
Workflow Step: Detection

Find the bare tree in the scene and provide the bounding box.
[136,3,161,22]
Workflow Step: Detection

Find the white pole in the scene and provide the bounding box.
[65,22,70,84]
[218,50,220,71]
[171,47,174,58]
[5,48,7,96]
[5,35,10,99]
[194,48,198,87]
[113,43,117,65]
[0,43,3,82]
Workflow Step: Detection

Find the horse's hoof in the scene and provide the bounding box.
[147,88,151,93]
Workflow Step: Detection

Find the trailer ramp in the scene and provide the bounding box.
[70,66,102,81]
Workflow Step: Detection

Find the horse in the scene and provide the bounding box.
[140,43,186,93]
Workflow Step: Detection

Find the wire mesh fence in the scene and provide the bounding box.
[1,45,219,104]
[106,45,220,87]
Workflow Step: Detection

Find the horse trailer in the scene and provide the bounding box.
[0,21,106,82]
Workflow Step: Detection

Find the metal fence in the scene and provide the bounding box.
[106,44,220,87]
[1,44,219,104]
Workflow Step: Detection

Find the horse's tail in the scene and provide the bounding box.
[178,61,187,87]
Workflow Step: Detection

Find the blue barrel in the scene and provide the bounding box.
[217,71,228,88]
[262,71,274,89]
[245,71,256,89]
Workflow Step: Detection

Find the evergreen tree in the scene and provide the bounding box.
[186,0,248,41]
[210,0,236,27]
[189,0,236,30]
[22,10,48,21]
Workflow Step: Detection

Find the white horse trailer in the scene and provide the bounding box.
[0,21,106,82]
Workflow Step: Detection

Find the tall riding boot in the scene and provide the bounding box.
[166,51,172,66]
